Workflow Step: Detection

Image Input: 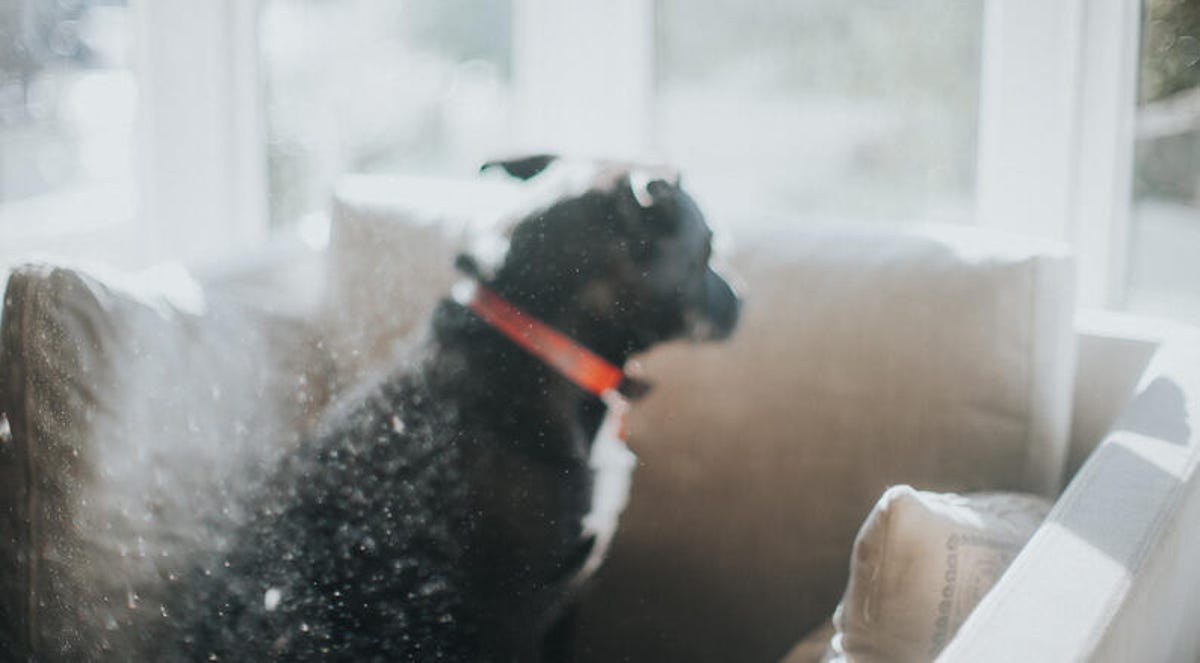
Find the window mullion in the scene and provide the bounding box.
[133,0,268,267]
[974,0,1141,308]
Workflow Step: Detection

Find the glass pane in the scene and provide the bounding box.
[654,0,983,229]
[0,0,136,225]
[1129,0,1200,320]
[260,0,514,227]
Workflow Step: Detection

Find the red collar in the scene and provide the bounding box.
[461,282,626,398]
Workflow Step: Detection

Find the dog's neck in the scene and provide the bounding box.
[449,251,651,369]
[428,298,616,450]
[457,282,626,398]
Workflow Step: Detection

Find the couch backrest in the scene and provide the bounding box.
[0,264,334,659]
[578,225,1077,663]
[328,175,1078,662]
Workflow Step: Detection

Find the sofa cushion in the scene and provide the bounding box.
[828,486,1050,662]
[0,264,333,659]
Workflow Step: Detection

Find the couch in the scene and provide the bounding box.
[0,174,1197,661]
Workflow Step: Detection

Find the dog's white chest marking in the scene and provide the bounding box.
[576,392,637,588]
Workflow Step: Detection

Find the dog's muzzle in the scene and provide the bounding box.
[688,268,740,342]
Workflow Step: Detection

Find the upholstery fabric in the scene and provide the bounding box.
[0,264,333,660]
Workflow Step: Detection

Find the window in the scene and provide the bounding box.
[260,1,984,232]
[0,0,138,261]
[260,0,514,227]
[654,0,983,229]
[1128,0,1200,322]
[4,0,1184,325]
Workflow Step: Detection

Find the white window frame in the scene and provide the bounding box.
[974,0,1141,308]
[134,0,268,269]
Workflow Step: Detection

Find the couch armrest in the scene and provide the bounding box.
[1067,311,1163,481]
[942,319,1200,662]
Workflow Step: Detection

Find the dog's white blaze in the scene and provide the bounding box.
[577,393,637,588]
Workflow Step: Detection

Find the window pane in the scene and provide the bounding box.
[1129,0,1200,320]
[261,0,513,227]
[0,0,136,228]
[654,0,983,228]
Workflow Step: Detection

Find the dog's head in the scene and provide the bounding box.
[469,155,740,362]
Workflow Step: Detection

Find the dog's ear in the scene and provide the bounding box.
[480,154,559,180]
[455,253,486,280]
[617,172,678,234]
[454,249,504,284]
[629,170,678,208]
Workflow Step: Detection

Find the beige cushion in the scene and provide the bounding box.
[828,486,1050,662]
[0,264,333,659]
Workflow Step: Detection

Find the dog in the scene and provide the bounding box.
[167,155,740,661]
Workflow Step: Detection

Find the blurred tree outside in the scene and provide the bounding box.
[1141,0,1200,104]
[1135,0,1200,204]
[1,0,97,98]
[1,0,132,204]
[1129,0,1200,320]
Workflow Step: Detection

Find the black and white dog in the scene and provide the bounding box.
[170,156,740,661]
